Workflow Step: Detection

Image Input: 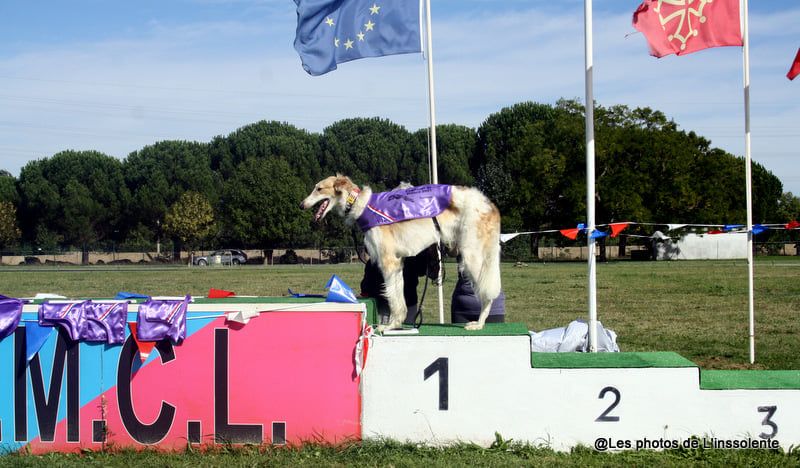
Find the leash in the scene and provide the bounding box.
[430,216,447,285]
[352,228,368,264]
[352,217,446,329]
[415,276,428,328]
[415,217,447,328]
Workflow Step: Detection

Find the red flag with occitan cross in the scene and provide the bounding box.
[632,0,742,58]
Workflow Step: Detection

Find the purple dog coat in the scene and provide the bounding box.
[39,301,86,341]
[81,301,127,344]
[0,295,23,340]
[356,184,453,232]
[136,296,190,343]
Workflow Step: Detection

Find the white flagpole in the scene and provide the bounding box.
[742,0,755,363]
[423,0,445,324]
[584,0,598,352]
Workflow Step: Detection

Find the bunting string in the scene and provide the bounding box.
[501,220,800,243]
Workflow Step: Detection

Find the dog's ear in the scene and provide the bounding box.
[333,175,352,194]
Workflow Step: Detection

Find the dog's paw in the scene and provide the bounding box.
[464,321,484,331]
[376,322,405,333]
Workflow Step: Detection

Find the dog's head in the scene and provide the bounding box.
[299,174,358,222]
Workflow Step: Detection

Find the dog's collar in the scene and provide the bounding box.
[345,188,361,213]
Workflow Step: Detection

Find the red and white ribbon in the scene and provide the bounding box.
[354,323,374,378]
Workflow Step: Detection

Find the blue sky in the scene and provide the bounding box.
[1,1,798,201]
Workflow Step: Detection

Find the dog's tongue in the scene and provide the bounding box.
[314,199,329,222]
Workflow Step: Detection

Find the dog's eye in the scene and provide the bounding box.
[316,187,322,192]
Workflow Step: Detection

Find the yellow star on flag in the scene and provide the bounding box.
[357,31,365,41]
[364,20,375,31]
[344,39,354,49]
[325,17,335,27]
[369,3,380,15]
[334,37,340,47]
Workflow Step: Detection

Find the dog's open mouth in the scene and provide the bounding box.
[314,199,329,222]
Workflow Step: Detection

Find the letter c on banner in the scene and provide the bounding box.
[117,335,177,444]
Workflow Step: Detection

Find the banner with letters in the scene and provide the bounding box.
[0,299,365,453]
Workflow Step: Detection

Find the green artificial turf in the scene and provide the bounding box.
[700,370,800,390]
[395,322,530,336]
[531,351,697,368]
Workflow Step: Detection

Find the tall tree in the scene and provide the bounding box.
[474,101,580,232]
[163,191,215,255]
[221,158,312,258]
[124,140,218,246]
[0,201,21,252]
[411,124,476,186]
[0,171,18,205]
[18,151,129,263]
[209,120,322,186]
[751,161,783,223]
[474,99,786,237]
[320,117,418,190]
[595,104,673,224]
[776,192,800,222]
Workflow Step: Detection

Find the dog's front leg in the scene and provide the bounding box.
[465,300,493,331]
[376,257,406,332]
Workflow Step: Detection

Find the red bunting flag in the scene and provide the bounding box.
[632,0,742,58]
[789,49,800,81]
[128,322,157,364]
[786,220,800,230]
[609,222,630,238]
[708,229,724,235]
[208,288,236,299]
[560,228,580,240]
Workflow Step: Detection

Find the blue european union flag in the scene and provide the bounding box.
[294,0,422,76]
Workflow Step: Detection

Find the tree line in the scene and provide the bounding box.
[0,99,796,263]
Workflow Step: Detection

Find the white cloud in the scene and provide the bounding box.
[0,3,798,197]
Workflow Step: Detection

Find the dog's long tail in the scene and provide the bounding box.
[476,206,502,304]
[453,188,502,305]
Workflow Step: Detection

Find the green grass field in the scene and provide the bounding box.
[3,258,798,369]
[1,259,799,466]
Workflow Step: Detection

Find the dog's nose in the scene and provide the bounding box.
[299,201,305,209]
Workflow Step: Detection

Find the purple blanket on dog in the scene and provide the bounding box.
[356,184,452,232]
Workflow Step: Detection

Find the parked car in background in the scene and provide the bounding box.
[193,249,248,266]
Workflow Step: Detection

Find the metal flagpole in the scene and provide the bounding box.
[584,0,598,352]
[423,0,445,324]
[742,0,755,363]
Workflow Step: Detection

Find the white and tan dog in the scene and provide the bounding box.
[300,174,501,331]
